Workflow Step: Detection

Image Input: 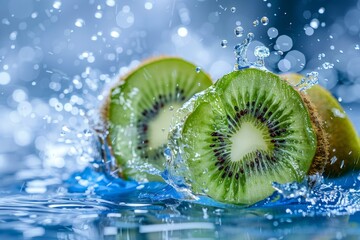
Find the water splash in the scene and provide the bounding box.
[234,32,270,71]
[293,71,319,92]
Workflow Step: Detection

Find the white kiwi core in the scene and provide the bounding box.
[230,121,268,162]
[148,103,182,150]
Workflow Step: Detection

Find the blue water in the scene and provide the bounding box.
[2,160,360,239]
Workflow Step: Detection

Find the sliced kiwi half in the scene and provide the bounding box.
[282,73,360,177]
[169,68,328,205]
[102,57,213,181]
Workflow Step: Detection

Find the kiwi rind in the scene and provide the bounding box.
[102,56,213,181]
[170,68,322,205]
[282,73,360,177]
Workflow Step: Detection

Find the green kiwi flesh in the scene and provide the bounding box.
[106,57,212,181]
[177,68,318,205]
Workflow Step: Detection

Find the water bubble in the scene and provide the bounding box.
[253,19,259,27]
[267,27,278,39]
[195,67,201,73]
[261,16,269,26]
[74,18,85,27]
[230,7,236,13]
[234,26,244,37]
[221,39,228,48]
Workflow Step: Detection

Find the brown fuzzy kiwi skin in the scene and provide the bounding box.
[299,93,329,176]
[282,73,360,177]
[100,56,213,179]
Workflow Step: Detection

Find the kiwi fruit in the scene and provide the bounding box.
[168,68,328,205]
[102,57,213,181]
[282,73,360,177]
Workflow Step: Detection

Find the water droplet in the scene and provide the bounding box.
[261,16,269,26]
[330,156,338,165]
[53,1,62,9]
[318,53,325,60]
[110,30,120,38]
[74,18,85,27]
[195,67,201,73]
[253,19,259,27]
[322,62,334,69]
[297,71,319,92]
[234,26,244,37]
[254,46,270,58]
[355,44,360,50]
[230,7,236,13]
[221,39,228,48]
[338,97,342,102]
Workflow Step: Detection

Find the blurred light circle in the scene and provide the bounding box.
[145,2,153,10]
[106,0,115,7]
[347,57,360,78]
[344,9,360,34]
[8,0,33,19]
[304,26,314,36]
[336,84,360,103]
[276,35,293,52]
[18,46,35,62]
[278,59,291,72]
[0,72,11,85]
[177,27,188,37]
[116,7,134,28]
[12,89,27,102]
[284,50,306,72]
[14,129,32,146]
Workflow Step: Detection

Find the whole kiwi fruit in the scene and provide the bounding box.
[281,73,360,177]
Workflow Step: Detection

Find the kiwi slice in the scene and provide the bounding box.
[282,73,360,177]
[169,68,327,205]
[103,57,212,181]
